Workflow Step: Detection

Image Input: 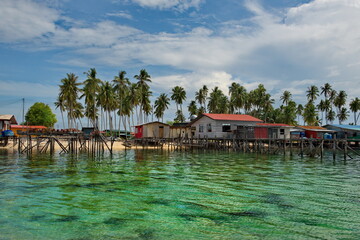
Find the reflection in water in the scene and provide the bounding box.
[0,150,360,239]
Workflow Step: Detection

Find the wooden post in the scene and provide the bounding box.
[320,140,324,160]
[344,134,348,161]
[333,135,336,161]
[300,138,304,158]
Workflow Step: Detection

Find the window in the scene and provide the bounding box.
[207,123,212,132]
[199,125,204,132]
[222,124,231,132]
[280,129,285,135]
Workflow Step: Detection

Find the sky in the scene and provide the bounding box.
[0,0,360,126]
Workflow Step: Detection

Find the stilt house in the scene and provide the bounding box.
[190,113,263,138]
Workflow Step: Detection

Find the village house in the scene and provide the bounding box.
[323,124,360,139]
[296,126,334,139]
[190,113,263,138]
[135,121,171,139]
[253,123,294,139]
[170,122,193,139]
[0,115,17,132]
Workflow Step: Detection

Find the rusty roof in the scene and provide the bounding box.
[256,123,292,127]
[11,125,47,129]
[297,126,330,131]
[202,113,263,122]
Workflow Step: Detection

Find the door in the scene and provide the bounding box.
[159,126,164,138]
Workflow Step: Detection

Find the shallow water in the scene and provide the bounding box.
[1,149,360,239]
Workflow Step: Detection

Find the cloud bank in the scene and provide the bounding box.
[1,0,360,104]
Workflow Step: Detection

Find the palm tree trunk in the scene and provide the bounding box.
[60,110,65,129]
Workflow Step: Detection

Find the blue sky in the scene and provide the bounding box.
[0,0,359,126]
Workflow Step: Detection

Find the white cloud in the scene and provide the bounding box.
[130,0,204,11]
[107,11,133,20]
[0,0,59,42]
[2,0,360,109]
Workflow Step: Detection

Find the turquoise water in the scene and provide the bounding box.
[1,149,360,239]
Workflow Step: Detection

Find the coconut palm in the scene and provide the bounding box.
[54,96,66,129]
[134,69,152,124]
[174,110,186,123]
[350,97,360,125]
[59,73,82,129]
[303,102,318,126]
[82,68,102,127]
[188,100,198,118]
[229,82,247,113]
[320,83,332,99]
[171,86,186,114]
[280,90,292,106]
[317,100,326,124]
[320,83,332,124]
[282,100,297,125]
[154,93,170,122]
[334,90,347,118]
[326,109,336,124]
[306,85,319,102]
[202,85,209,111]
[296,104,304,124]
[337,108,349,125]
[208,87,228,113]
[97,81,116,132]
[113,70,130,133]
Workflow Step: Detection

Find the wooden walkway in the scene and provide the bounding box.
[1,135,360,160]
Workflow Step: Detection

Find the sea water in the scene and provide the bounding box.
[0,149,360,239]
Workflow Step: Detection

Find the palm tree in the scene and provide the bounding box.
[320,83,332,99]
[171,86,186,119]
[282,100,297,125]
[317,100,326,124]
[113,70,130,133]
[59,73,82,129]
[82,68,102,127]
[306,85,319,102]
[350,97,360,125]
[337,107,349,125]
[320,83,332,124]
[154,93,170,122]
[296,104,304,124]
[334,90,347,121]
[303,102,318,126]
[97,81,116,132]
[229,82,247,113]
[188,100,198,118]
[202,85,208,111]
[54,96,66,129]
[174,110,186,123]
[326,109,336,124]
[208,87,228,113]
[134,69,152,124]
[280,90,292,106]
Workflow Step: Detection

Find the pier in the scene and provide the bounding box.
[1,134,359,161]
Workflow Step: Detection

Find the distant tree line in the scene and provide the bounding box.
[55,68,360,132]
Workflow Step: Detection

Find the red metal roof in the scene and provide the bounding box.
[256,123,292,127]
[11,125,47,129]
[203,113,263,122]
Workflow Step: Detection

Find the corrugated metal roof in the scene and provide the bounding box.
[203,113,263,122]
[297,126,333,131]
[135,121,170,127]
[256,123,292,127]
[324,124,360,131]
[0,115,17,124]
